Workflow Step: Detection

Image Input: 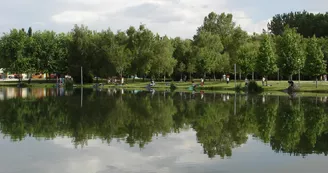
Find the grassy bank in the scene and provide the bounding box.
[105,80,328,93]
[1,79,328,93]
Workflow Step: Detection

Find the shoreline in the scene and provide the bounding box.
[1,80,328,96]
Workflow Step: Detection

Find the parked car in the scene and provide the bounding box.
[65,75,72,79]
[50,74,57,79]
[32,73,44,79]
[46,73,57,79]
[7,74,15,79]
[14,74,27,79]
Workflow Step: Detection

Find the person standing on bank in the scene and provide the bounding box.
[200,78,204,86]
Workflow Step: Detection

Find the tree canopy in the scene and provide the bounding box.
[0,11,327,83]
[268,10,328,38]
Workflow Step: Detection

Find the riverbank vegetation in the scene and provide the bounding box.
[1,10,328,89]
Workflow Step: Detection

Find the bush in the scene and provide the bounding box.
[247,81,263,93]
[65,79,74,89]
[234,84,243,93]
[170,83,177,91]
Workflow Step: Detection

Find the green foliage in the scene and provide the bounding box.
[237,41,259,75]
[27,27,32,37]
[172,37,192,74]
[247,81,264,93]
[33,30,69,74]
[304,36,326,77]
[193,31,225,75]
[64,79,74,89]
[170,83,177,91]
[256,33,277,77]
[197,12,248,68]
[177,62,186,74]
[268,10,328,37]
[0,11,328,83]
[234,84,243,93]
[151,36,177,78]
[107,31,132,76]
[68,25,94,83]
[277,27,306,78]
[0,89,328,158]
[127,25,156,77]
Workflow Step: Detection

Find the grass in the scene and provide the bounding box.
[113,79,328,94]
[1,78,328,94]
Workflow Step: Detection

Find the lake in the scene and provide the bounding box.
[0,87,328,173]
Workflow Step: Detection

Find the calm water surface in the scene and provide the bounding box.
[0,87,328,173]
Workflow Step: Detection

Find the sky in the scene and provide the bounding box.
[0,0,327,38]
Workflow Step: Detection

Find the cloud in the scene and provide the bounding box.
[3,0,326,38]
[48,0,269,38]
[52,11,108,23]
[232,11,270,34]
[44,129,213,173]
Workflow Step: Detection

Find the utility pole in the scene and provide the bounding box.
[81,66,83,108]
[234,64,237,87]
[81,66,83,86]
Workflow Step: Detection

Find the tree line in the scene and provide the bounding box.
[0,10,328,83]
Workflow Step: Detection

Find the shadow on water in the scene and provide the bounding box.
[0,87,328,159]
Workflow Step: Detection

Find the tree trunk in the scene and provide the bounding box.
[239,70,241,81]
[298,69,301,86]
[180,73,182,81]
[164,75,166,83]
[214,73,216,81]
[189,72,191,82]
[277,70,280,81]
[203,73,206,81]
[18,73,22,87]
[252,72,254,81]
[316,76,318,88]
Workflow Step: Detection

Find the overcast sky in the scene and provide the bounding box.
[0,0,327,38]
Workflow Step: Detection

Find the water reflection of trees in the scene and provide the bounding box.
[0,88,328,159]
